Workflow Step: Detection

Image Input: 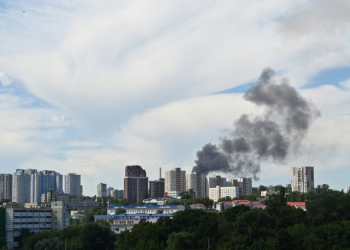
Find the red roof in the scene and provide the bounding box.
[233,200,250,203]
[216,201,233,205]
[287,202,306,211]
[287,202,305,206]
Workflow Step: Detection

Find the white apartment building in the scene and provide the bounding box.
[166,191,182,199]
[186,171,206,197]
[65,173,82,196]
[206,176,230,197]
[12,169,37,205]
[209,186,239,202]
[107,187,114,196]
[237,177,252,196]
[292,166,314,193]
[165,168,186,193]
[97,183,107,197]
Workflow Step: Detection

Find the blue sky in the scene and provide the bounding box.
[1,0,350,195]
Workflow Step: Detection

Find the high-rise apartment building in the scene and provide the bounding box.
[149,168,165,198]
[237,177,252,196]
[65,173,82,196]
[0,174,12,200]
[186,171,206,197]
[124,165,148,204]
[149,178,165,198]
[30,170,63,203]
[164,168,186,197]
[292,166,314,193]
[12,169,37,204]
[112,189,124,198]
[107,187,114,196]
[97,183,107,197]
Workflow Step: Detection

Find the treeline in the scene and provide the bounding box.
[23,215,116,250]
[117,187,350,249]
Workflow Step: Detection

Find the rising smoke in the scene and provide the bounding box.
[193,68,320,180]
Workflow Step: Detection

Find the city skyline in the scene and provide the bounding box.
[0,1,350,196]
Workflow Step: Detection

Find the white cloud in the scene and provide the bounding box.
[340,78,350,89]
[68,140,105,148]
[0,0,350,195]
[0,72,12,86]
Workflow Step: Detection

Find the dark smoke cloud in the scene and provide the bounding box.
[193,68,320,180]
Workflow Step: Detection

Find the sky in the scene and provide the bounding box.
[0,0,350,196]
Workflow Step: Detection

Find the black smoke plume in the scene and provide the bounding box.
[193,68,320,180]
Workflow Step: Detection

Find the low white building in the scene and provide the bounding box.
[107,205,185,215]
[209,186,239,202]
[94,213,174,234]
[261,190,276,197]
[165,191,182,199]
[143,198,175,205]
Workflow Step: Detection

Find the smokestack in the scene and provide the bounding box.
[159,167,162,179]
[193,68,320,179]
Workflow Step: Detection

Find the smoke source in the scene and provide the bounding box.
[193,68,320,180]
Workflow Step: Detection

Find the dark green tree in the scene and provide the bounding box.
[81,222,117,250]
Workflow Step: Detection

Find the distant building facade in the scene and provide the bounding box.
[107,205,185,215]
[112,189,124,198]
[107,187,114,196]
[0,174,12,200]
[209,186,239,202]
[12,169,37,204]
[30,170,63,203]
[292,166,314,193]
[4,201,69,249]
[65,173,82,196]
[165,168,186,195]
[124,165,148,204]
[149,178,165,198]
[97,183,107,197]
[186,171,206,197]
[237,177,252,196]
[206,175,230,197]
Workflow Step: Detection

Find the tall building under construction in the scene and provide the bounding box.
[292,166,314,193]
[124,165,148,204]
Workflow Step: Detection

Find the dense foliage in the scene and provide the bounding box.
[23,219,116,250]
[117,187,350,249]
[20,186,350,249]
[166,196,214,208]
